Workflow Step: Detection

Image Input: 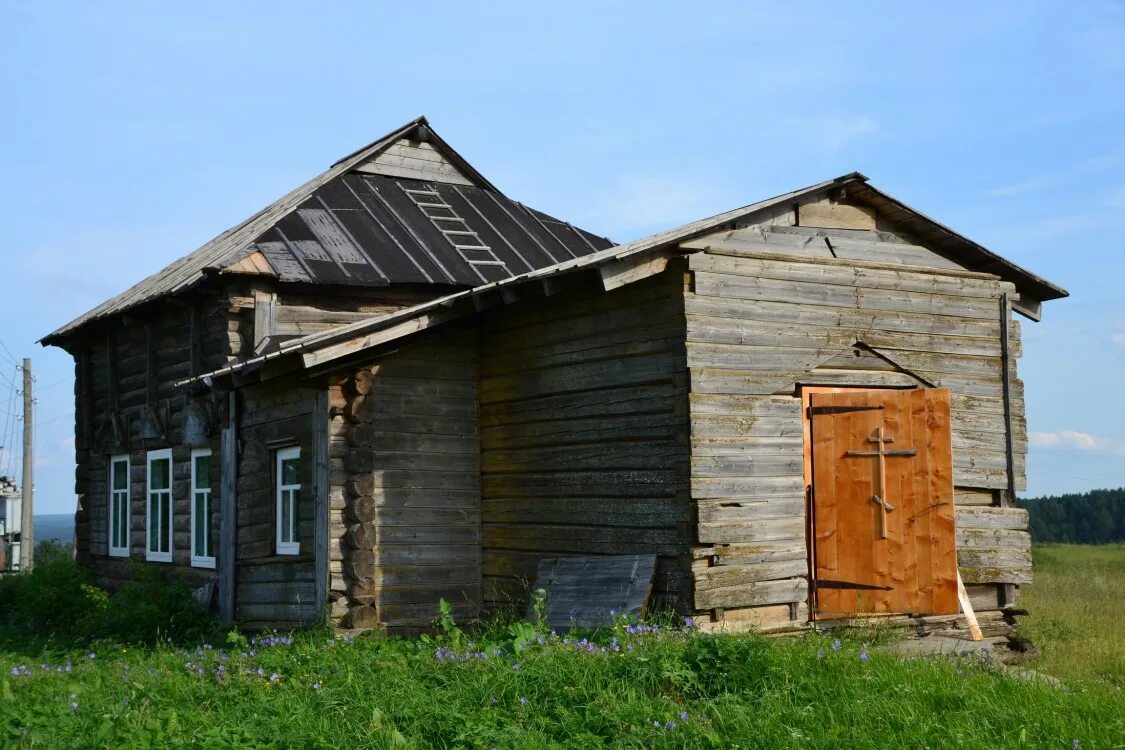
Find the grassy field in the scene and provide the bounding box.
[1,622,1123,748]
[1020,543,1125,687]
[0,546,1122,748]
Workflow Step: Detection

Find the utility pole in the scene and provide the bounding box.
[19,358,33,572]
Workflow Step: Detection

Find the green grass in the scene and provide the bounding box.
[1,620,1122,749]
[1,545,1123,748]
[1021,543,1125,687]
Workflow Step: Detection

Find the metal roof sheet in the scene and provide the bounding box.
[41,117,612,344]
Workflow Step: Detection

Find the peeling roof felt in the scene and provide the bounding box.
[41,117,612,344]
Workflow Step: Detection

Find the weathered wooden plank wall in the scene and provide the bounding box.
[685,197,1032,630]
[478,271,693,614]
[233,381,318,629]
[333,333,482,632]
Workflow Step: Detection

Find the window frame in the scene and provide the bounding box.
[275,446,301,556]
[189,448,215,569]
[108,454,130,557]
[145,448,174,563]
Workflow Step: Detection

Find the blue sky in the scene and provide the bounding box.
[1,1,1122,514]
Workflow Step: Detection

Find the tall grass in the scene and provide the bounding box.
[1021,543,1125,687]
[1,547,1122,747]
[1,619,1122,748]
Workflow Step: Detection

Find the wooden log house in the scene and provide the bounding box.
[43,118,1066,644]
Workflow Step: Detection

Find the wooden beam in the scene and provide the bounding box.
[106,327,118,411]
[253,290,277,349]
[189,301,202,377]
[312,388,329,621]
[300,305,476,369]
[956,570,984,641]
[145,322,157,406]
[598,252,673,292]
[999,294,1017,497]
[218,391,238,624]
[1011,297,1042,321]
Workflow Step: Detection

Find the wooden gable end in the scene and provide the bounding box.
[683,192,971,275]
[353,138,474,186]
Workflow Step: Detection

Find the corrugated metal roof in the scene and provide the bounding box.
[41,117,612,344]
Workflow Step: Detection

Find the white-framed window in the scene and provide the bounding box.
[145,448,173,563]
[190,448,215,569]
[275,446,300,556]
[108,454,130,557]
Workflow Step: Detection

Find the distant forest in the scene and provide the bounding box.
[1022,487,1125,544]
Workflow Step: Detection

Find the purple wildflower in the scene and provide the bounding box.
[70,701,78,710]
[664,721,677,731]
[269,673,279,683]
[679,711,689,721]
[831,638,842,651]
[684,617,695,629]
[312,682,321,690]
[519,697,529,705]
[9,667,17,677]
[817,649,825,659]
[512,663,521,671]
[859,649,870,663]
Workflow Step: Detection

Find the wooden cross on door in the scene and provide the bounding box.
[845,426,917,538]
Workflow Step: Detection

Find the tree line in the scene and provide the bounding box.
[1021,487,1125,544]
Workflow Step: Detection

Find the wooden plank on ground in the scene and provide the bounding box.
[530,555,657,630]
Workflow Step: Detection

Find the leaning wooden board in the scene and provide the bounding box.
[529,555,658,630]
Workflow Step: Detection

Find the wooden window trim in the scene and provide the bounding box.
[275,446,301,556]
[190,448,215,569]
[145,448,173,563]
[108,454,130,558]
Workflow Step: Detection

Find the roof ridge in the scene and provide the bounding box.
[41,118,440,343]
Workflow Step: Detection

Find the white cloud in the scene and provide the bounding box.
[985,176,1054,198]
[1030,430,1125,454]
[984,150,1125,200]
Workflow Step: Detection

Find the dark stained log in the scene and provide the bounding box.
[313,389,329,620]
[219,391,238,623]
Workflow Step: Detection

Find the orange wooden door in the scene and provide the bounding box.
[809,388,958,618]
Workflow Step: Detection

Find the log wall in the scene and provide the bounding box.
[684,208,1032,630]
[477,271,694,613]
[333,333,482,633]
[67,276,441,622]
[72,289,233,590]
[232,381,319,629]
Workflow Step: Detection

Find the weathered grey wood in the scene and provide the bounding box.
[698,516,804,545]
[218,392,237,624]
[695,577,808,610]
[354,139,474,185]
[689,252,1001,297]
[694,559,807,591]
[955,506,1029,530]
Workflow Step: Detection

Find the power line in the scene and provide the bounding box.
[0,340,18,368]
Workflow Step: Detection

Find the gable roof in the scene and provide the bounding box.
[41,117,612,345]
[179,171,1067,388]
